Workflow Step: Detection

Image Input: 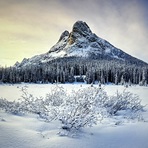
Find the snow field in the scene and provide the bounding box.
[0,84,148,148]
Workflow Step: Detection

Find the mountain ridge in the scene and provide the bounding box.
[15,21,148,68]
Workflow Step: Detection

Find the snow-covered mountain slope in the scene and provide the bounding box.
[15,21,147,67]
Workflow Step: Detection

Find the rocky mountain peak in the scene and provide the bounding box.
[58,30,69,42]
[72,21,92,35]
[68,21,92,45]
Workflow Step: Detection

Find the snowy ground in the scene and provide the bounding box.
[0,83,148,148]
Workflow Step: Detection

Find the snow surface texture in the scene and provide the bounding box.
[0,84,148,148]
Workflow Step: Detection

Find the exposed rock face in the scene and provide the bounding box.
[58,30,69,42]
[68,21,92,45]
[72,21,92,35]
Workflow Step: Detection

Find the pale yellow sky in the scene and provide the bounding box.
[0,0,148,66]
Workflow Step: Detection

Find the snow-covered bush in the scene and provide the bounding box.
[17,86,45,115]
[0,98,24,115]
[0,85,66,120]
[40,85,66,121]
[0,85,145,135]
[58,87,107,132]
[18,85,66,121]
[106,90,144,116]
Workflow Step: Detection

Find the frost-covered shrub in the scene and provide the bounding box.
[18,87,44,115]
[0,85,145,135]
[106,90,144,115]
[45,85,65,107]
[40,85,66,121]
[0,85,66,119]
[58,87,106,132]
[0,98,24,115]
[19,85,66,120]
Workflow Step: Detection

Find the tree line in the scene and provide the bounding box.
[0,57,148,85]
